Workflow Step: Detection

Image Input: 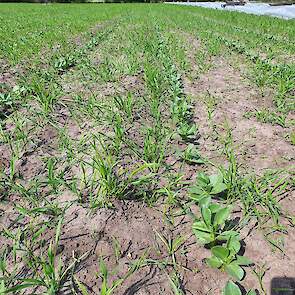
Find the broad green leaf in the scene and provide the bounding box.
[236,255,252,266]
[209,174,221,186]
[246,290,256,295]
[201,206,212,227]
[211,182,227,195]
[225,262,244,281]
[189,187,207,202]
[192,220,210,232]
[227,236,241,254]
[218,231,239,242]
[193,231,213,244]
[189,186,203,195]
[209,173,227,194]
[212,246,230,261]
[214,207,231,226]
[206,256,223,268]
[208,203,221,213]
[222,280,242,295]
[199,196,211,207]
[192,223,213,244]
[197,172,210,185]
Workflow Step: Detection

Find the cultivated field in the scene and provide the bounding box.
[0,3,294,294]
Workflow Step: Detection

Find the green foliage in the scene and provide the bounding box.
[177,122,198,142]
[207,240,252,280]
[223,280,256,295]
[113,92,134,121]
[244,109,287,127]
[222,280,241,295]
[189,172,227,204]
[181,144,204,165]
[172,97,193,125]
[192,200,234,245]
[168,272,185,295]
[53,54,76,72]
[143,126,168,164]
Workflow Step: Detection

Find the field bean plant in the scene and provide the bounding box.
[0,3,294,295]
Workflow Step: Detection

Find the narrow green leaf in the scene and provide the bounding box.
[201,206,212,227]
[75,277,89,295]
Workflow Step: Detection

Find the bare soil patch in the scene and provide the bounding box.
[185,57,294,172]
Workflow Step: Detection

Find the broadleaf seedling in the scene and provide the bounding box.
[192,201,235,245]
[181,144,204,165]
[189,172,227,204]
[206,235,252,281]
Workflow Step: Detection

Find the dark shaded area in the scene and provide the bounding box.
[271,278,295,295]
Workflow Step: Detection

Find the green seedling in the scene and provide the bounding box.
[168,272,185,295]
[81,254,146,295]
[113,92,134,120]
[189,172,227,204]
[192,201,236,245]
[112,113,125,154]
[112,237,122,263]
[0,92,15,120]
[144,63,162,104]
[172,98,193,124]
[206,236,252,281]
[9,154,17,182]
[29,76,60,115]
[2,7,294,295]
[252,263,267,295]
[142,126,168,165]
[222,280,256,295]
[177,122,198,142]
[156,232,185,266]
[181,144,204,165]
[244,109,286,127]
[91,151,121,199]
[47,158,64,193]
[53,54,76,72]
[99,57,116,82]
[204,92,218,121]
[5,217,87,294]
[98,257,125,295]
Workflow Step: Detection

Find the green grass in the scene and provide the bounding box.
[0,3,123,64]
